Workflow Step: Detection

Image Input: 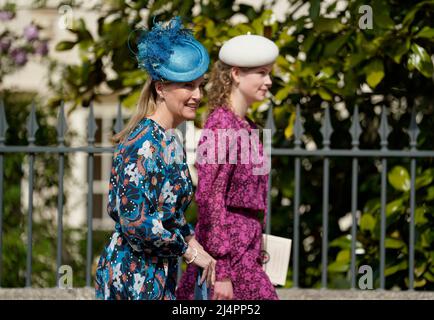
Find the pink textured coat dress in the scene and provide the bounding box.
[176,106,278,300]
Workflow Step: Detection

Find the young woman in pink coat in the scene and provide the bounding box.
[176,34,279,300]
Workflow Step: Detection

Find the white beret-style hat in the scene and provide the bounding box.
[218,34,279,67]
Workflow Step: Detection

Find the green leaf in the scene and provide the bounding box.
[323,33,350,57]
[330,235,352,249]
[388,166,410,192]
[360,213,376,233]
[277,28,295,47]
[275,86,291,102]
[413,278,427,288]
[415,206,428,226]
[318,88,333,101]
[275,55,291,73]
[403,6,418,27]
[326,1,337,14]
[403,1,434,28]
[385,260,408,277]
[121,70,147,87]
[420,230,432,248]
[385,238,405,249]
[314,18,346,34]
[423,272,434,282]
[309,0,321,20]
[252,18,264,35]
[415,168,434,189]
[426,186,434,201]
[415,262,427,278]
[336,249,350,263]
[299,66,316,78]
[415,27,434,40]
[95,46,106,59]
[205,19,218,38]
[363,198,381,215]
[302,34,316,54]
[408,43,434,78]
[386,198,404,217]
[232,24,255,37]
[284,112,296,139]
[102,19,129,48]
[122,89,141,108]
[317,67,334,80]
[355,32,380,56]
[386,38,411,64]
[55,41,77,51]
[328,260,349,273]
[78,39,93,52]
[71,18,93,41]
[372,1,395,29]
[364,59,384,88]
[341,71,357,97]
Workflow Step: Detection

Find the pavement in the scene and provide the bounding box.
[0,288,433,300]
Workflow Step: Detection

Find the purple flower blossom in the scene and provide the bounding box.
[11,48,28,66]
[0,37,11,53]
[24,24,39,41]
[34,40,48,56]
[0,10,14,21]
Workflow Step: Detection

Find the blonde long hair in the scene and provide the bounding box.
[111,78,158,145]
[207,60,234,115]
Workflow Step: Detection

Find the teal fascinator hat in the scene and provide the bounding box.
[135,17,209,82]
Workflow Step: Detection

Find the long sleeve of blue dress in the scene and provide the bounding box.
[107,121,194,258]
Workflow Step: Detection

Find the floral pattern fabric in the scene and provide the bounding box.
[176,106,278,300]
[95,118,194,300]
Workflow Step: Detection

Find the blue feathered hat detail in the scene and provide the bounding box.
[135,16,209,82]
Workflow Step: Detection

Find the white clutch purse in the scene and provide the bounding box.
[261,234,292,286]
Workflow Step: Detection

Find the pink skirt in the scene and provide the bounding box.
[176,208,279,300]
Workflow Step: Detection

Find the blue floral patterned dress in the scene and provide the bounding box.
[95,118,194,300]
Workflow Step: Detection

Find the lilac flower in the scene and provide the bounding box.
[11,48,28,66]
[0,37,11,53]
[34,40,48,56]
[0,10,14,21]
[24,24,39,41]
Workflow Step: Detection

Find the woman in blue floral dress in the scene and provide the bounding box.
[95,17,216,300]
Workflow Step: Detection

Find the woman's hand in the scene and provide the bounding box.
[212,279,233,300]
[183,245,216,288]
[186,236,204,251]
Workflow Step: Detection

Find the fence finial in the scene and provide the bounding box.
[265,106,276,138]
[294,104,304,148]
[320,105,333,149]
[27,100,39,145]
[0,99,9,144]
[378,105,390,150]
[114,102,123,134]
[87,101,98,144]
[409,107,420,150]
[350,104,362,149]
[57,101,68,144]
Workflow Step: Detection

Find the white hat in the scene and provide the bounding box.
[219,34,279,67]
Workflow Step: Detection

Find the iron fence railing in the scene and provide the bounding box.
[0,99,433,290]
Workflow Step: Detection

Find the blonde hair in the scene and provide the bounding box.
[111,78,158,145]
[207,60,234,115]
[207,61,256,119]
